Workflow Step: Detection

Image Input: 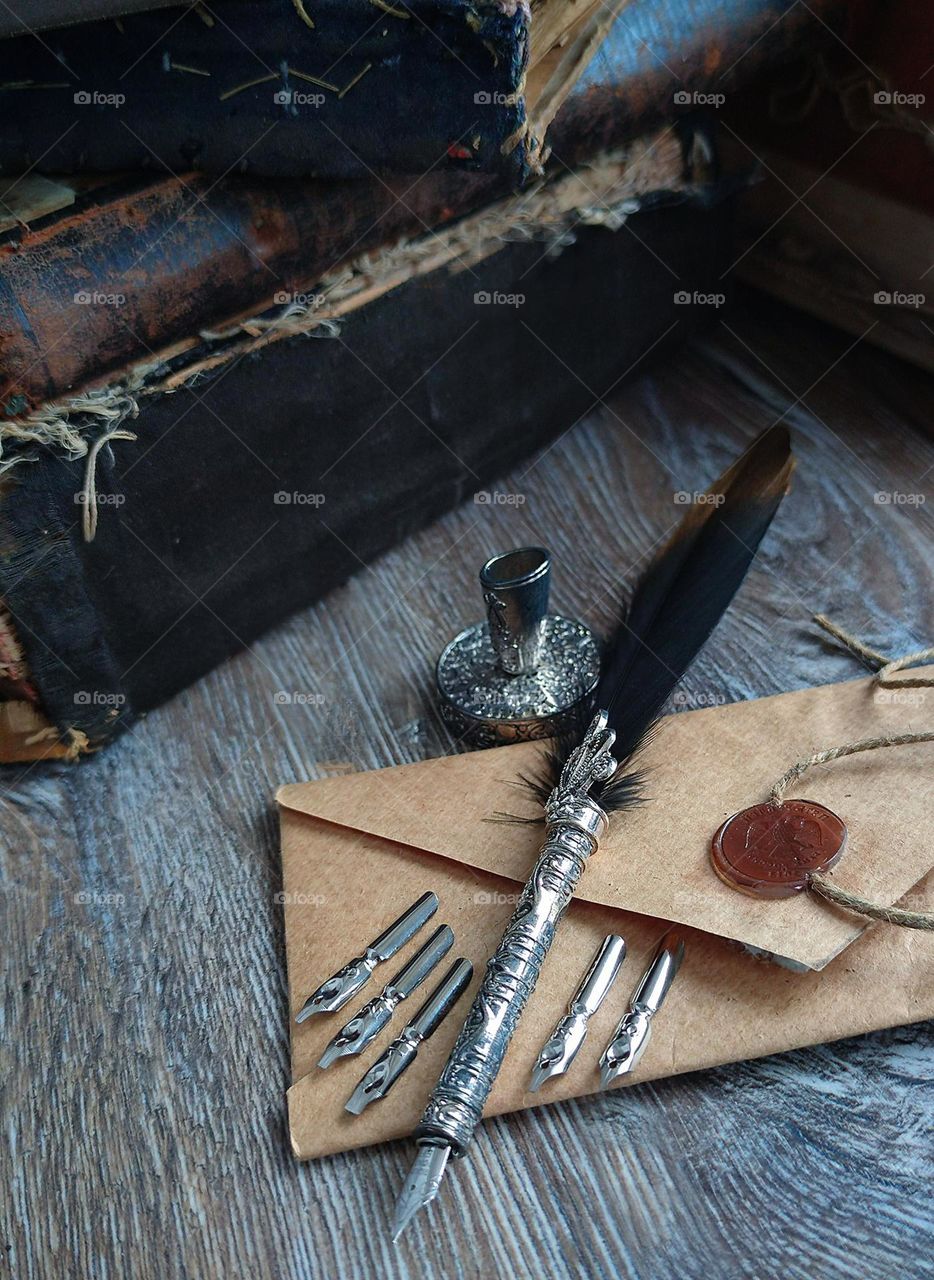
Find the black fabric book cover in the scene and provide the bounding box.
[0,0,847,181]
[0,199,733,753]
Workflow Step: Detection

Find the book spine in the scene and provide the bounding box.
[0,170,499,415]
[0,0,850,182]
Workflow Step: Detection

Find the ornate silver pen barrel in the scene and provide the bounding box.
[529,933,626,1091]
[409,717,616,1158]
[599,928,685,1087]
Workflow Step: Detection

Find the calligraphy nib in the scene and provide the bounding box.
[599,929,685,1088]
[599,1013,648,1088]
[529,1026,577,1092]
[391,1143,451,1241]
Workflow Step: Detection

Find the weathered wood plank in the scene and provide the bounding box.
[1,289,932,1280]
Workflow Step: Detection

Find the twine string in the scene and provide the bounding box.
[768,730,934,807]
[767,616,934,930]
[808,873,934,930]
[813,612,934,688]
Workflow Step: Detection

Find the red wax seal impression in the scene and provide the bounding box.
[711,800,847,899]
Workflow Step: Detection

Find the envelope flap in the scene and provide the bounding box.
[277,670,934,969]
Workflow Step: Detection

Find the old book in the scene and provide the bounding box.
[0,122,691,417]
[0,0,851,414]
[0,168,501,416]
[0,150,734,759]
[0,0,843,181]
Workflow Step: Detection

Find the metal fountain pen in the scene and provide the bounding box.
[392,710,617,1239]
[391,428,793,1239]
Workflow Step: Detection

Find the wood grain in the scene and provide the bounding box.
[1,287,932,1280]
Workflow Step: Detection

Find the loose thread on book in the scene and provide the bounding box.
[81,428,137,543]
[768,615,934,930]
[291,0,316,30]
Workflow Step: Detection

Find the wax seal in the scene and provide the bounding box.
[436,546,600,747]
[710,799,848,899]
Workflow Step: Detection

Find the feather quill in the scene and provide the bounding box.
[530,427,795,811]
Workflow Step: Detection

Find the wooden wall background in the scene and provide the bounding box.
[2,290,932,1279]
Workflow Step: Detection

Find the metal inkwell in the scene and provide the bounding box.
[436,546,601,746]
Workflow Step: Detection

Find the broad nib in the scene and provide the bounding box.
[391,1144,451,1241]
[295,956,374,1021]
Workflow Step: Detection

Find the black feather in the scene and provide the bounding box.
[546,427,795,810]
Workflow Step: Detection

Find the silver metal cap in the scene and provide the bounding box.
[437,546,600,747]
[479,547,551,675]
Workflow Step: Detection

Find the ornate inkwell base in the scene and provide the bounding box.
[436,547,600,747]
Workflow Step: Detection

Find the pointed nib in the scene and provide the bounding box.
[599,1032,642,1088]
[528,1059,562,1092]
[391,1144,451,1241]
[600,1060,625,1089]
[294,997,319,1024]
[600,1042,635,1089]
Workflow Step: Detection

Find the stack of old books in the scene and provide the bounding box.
[0,0,864,759]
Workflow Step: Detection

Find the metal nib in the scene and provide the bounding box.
[319,924,454,1068]
[318,998,392,1068]
[345,1036,417,1113]
[599,928,685,1089]
[391,1143,451,1241]
[295,955,376,1022]
[295,891,439,1022]
[529,1014,587,1091]
[346,1053,393,1115]
[529,934,626,1091]
[346,958,474,1115]
[599,1009,652,1087]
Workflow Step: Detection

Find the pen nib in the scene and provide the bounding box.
[391,1143,451,1241]
[599,1011,650,1088]
[529,1039,566,1092]
[529,1015,587,1092]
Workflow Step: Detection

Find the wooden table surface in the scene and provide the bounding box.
[3,289,932,1280]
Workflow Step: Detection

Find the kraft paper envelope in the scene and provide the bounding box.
[277,670,934,1161]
